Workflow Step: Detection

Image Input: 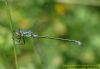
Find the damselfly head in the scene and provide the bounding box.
[14,29,25,45]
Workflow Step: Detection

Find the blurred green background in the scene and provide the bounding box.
[0,0,100,69]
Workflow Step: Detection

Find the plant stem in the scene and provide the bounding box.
[5,0,18,69]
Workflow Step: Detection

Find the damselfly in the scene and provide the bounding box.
[14,29,82,46]
[14,29,82,65]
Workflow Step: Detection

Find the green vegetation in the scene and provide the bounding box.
[0,0,100,69]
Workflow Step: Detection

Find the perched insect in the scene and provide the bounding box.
[14,29,82,46]
[14,29,82,65]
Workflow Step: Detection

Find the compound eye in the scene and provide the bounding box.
[15,32,20,35]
